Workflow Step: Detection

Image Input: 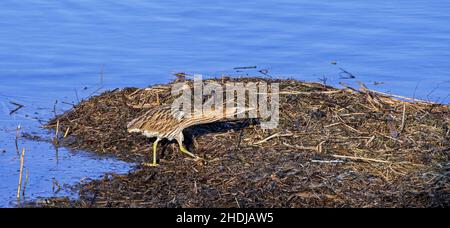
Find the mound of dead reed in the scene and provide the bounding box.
[38,77,449,208]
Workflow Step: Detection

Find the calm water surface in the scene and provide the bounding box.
[1,0,449,207]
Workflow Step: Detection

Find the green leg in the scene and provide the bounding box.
[144,138,160,167]
[177,133,201,161]
[178,141,200,159]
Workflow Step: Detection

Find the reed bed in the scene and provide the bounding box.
[35,77,449,207]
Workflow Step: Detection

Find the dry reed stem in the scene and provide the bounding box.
[37,77,448,208]
[332,154,391,164]
[63,127,70,138]
[401,103,407,133]
[254,132,293,145]
[17,148,25,200]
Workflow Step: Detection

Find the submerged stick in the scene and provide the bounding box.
[9,101,24,115]
[233,66,257,70]
[17,148,26,200]
[9,101,24,107]
[22,168,29,197]
[74,88,80,103]
[15,124,21,154]
[53,100,58,117]
[61,101,75,107]
[52,178,61,193]
[54,120,59,145]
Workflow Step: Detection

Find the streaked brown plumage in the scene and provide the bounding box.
[127,105,246,166]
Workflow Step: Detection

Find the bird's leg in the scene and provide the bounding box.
[144,138,160,167]
[179,141,197,159]
[177,133,201,161]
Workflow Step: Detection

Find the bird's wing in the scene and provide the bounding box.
[180,106,253,129]
[127,106,174,133]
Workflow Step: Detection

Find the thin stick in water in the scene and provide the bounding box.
[17,148,26,200]
[54,120,59,145]
[15,124,20,154]
[53,100,58,117]
[234,66,257,70]
[9,101,24,115]
[74,88,80,103]
[22,168,29,197]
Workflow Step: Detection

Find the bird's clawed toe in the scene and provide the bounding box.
[190,156,206,165]
[182,154,204,162]
[142,162,159,167]
[193,156,203,162]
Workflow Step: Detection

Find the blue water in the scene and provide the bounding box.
[1,0,449,207]
[0,114,132,207]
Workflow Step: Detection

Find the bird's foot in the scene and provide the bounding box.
[183,155,203,162]
[191,156,206,164]
[142,162,159,167]
[179,144,205,163]
[193,156,203,161]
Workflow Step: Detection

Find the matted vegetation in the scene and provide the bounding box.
[34,77,449,207]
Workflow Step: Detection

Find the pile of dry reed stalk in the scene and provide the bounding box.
[35,77,448,208]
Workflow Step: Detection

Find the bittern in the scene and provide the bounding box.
[127,105,248,166]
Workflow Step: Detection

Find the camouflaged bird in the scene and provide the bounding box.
[127,105,248,166]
